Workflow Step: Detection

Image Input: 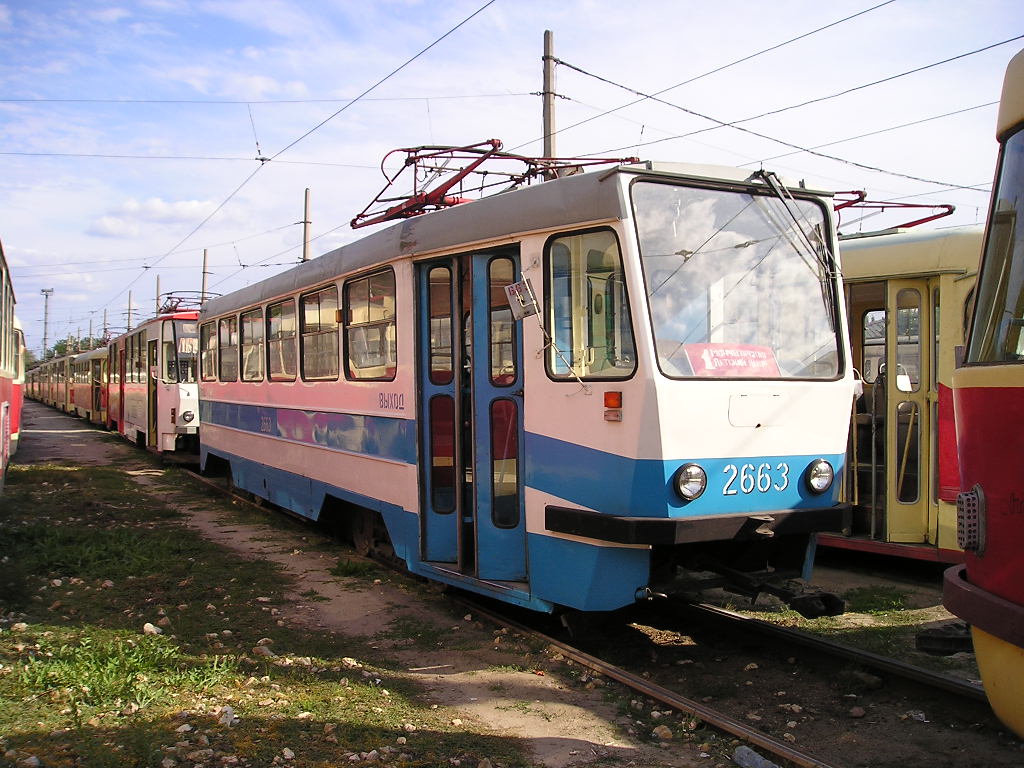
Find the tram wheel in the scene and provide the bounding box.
[351,510,374,556]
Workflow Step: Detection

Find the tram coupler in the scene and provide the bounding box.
[696,560,845,619]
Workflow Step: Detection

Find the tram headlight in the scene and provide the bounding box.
[805,459,834,494]
[673,463,707,501]
[181,410,195,424]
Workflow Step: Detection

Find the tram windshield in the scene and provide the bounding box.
[967,127,1024,363]
[163,319,199,383]
[633,180,840,379]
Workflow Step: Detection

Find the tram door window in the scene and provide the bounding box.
[848,280,932,542]
[417,250,526,581]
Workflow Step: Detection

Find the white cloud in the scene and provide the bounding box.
[87,197,216,238]
[89,7,132,24]
[87,215,141,238]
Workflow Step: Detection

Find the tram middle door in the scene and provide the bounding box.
[418,252,527,582]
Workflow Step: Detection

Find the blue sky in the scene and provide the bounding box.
[2,0,1022,355]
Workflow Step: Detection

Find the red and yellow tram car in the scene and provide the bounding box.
[944,47,1024,738]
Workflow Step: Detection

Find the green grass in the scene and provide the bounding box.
[842,585,908,614]
[0,459,535,768]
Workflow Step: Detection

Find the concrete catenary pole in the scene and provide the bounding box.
[543,30,557,175]
[302,188,311,262]
[40,288,53,358]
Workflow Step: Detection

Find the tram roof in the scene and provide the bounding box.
[202,161,830,318]
[838,224,983,280]
[998,47,1024,141]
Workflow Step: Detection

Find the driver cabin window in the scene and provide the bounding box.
[545,229,636,380]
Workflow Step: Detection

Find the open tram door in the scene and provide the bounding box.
[846,278,934,548]
[416,249,527,583]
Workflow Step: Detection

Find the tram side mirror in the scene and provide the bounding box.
[504,278,539,321]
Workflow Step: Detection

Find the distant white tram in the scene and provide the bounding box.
[199,161,860,616]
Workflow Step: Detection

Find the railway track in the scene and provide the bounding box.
[181,466,1020,767]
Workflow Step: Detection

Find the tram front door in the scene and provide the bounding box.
[417,249,527,582]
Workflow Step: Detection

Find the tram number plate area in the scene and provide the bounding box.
[722,462,790,495]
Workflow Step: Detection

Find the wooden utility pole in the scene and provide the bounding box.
[543,30,557,171]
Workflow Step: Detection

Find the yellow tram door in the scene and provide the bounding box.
[880,279,934,544]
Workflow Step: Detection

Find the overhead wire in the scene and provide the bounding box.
[510,0,898,153]
[97,0,498,315]
[558,35,1023,190]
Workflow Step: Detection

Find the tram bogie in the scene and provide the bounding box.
[199,160,859,616]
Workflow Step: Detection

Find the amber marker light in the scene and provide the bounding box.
[603,390,623,422]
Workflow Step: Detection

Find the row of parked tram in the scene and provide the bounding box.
[27,305,200,455]
[19,47,1024,739]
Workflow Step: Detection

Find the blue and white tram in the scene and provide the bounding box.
[199,161,859,615]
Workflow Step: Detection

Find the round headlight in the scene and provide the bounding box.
[181,410,195,423]
[673,463,707,501]
[805,459,834,494]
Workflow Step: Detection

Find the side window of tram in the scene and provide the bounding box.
[345,270,396,381]
[218,316,239,382]
[267,299,297,381]
[546,229,636,379]
[301,286,340,381]
[200,322,216,381]
[240,308,264,382]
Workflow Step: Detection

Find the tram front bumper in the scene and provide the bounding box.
[544,504,849,545]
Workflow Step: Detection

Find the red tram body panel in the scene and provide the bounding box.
[943,46,1024,738]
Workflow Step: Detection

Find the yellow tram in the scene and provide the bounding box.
[822,225,982,562]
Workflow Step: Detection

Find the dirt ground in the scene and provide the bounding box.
[15,401,708,768]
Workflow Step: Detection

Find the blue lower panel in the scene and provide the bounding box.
[202,447,652,613]
[528,533,650,611]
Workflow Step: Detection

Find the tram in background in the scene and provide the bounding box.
[1,241,21,489]
[199,156,860,617]
[820,225,981,563]
[944,47,1024,738]
[32,353,75,412]
[106,303,200,453]
[70,345,109,427]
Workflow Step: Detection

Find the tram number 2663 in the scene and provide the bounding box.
[722,462,790,495]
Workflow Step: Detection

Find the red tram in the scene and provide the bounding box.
[1,241,22,490]
[943,47,1024,737]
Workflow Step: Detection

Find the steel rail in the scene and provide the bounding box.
[456,597,842,768]
[680,601,986,703]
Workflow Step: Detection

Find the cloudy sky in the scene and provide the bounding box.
[2,0,1021,356]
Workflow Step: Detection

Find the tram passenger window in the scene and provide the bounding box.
[345,269,396,381]
[267,299,297,381]
[200,322,216,381]
[218,316,238,382]
[240,308,264,382]
[301,286,340,380]
[545,229,636,380]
